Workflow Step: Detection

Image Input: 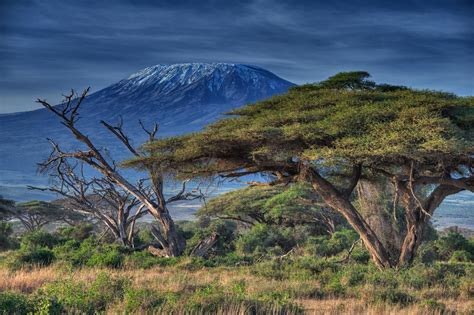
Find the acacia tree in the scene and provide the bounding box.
[201,184,345,235]
[0,199,82,232]
[37,89,203,256]
[128,72,474,268]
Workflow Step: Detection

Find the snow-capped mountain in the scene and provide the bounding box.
[0,63,294,199]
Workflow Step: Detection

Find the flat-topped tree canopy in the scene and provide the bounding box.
[126,71,474,268]
[127,71,474,181]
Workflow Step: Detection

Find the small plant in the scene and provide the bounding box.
[0,291,33,314]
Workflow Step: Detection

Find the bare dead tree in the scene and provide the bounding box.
[36,89,204,255]
[31,160,148,247]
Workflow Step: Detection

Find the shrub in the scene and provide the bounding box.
[20,230,59,249]
[41,273,128,314]
[6,247,55,270]
[435,232,474,260]
[414,242,438,265]
[86,245,126,268]
[124,251,180,269]
[236,224,296,256]
[0,291,33,314]
[56,224,94,241]
[0,222,17,251]
[184,220,237,257]
[450,250,472,263]
[305,229,358,257]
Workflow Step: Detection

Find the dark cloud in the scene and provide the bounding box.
[0,0,472,112]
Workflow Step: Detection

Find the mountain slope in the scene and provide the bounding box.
[0,63,294,177]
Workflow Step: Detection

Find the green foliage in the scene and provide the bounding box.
[301,71,376,91]
[0,291,33,315]
[123,288,169,312]
[124,251,180,269]
[305,229,359,257]
[130,73,474,177]
[41,272,128,314]
[20,230,60,249]
[201,184,345,235]
[86,244,126,268]
[0,222,17,250]
[6,247,55,270]
[434,232,474,261]
[56,224,94,241]
[235,224,297,256]
[450,250,472,263]
[52,237,128,268]
[184,219,237,257]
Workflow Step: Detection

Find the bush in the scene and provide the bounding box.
[124,251,180,269]
[86,245,125,268]
[450,250,472,263]
[414,242,438,265]
[53,237,127,268]
[20,230,59,249]
[305,229,358,257]
[0,291,33,314]
[41,273,128,314]
[7,247,55,270]
[236,224,296,256]
[56,224,94,241]
[184,220,237,257]
[435,232,474,260]
[0,222,17,251]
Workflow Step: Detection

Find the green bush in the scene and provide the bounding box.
[86,245,125,268]
[7,247,55,270]
[305,229,358,257]
[0,222,17,251]
[236,224,296,256]
[53,237,128,268]
[0,291,33,314]
[124,251,180,269]
[41,273,128,314]
[450,250,472,262]
[56,224,94,241]
[435,232,474,260]
[20,230,60,249]
[184,220,237,257]
[414,242,439,265]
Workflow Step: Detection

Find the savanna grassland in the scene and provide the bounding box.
[0,223,473,314]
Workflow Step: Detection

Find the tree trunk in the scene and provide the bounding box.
[190,232,219,257]
[306,168,393,269]
[357,179,403,263]
[151,211,185,257]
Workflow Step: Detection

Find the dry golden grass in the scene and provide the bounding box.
[0,265,472,314]
[300,299,473,315]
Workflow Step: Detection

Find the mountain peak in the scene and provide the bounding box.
[124,63,282,89]
[105,63,293,101]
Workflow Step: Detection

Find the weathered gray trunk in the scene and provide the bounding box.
[357,179,404,264]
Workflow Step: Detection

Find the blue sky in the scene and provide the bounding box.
[0,0,472,113]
